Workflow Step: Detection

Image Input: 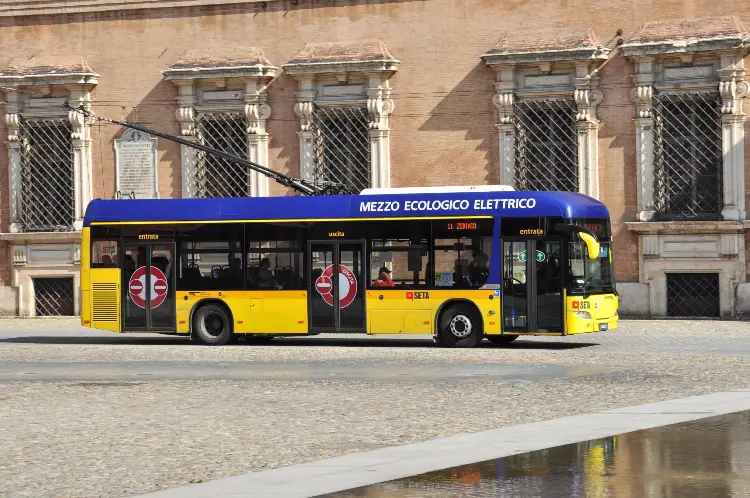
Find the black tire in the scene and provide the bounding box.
[486,334,519,346]
[438,304,483,348]
[192,303,233,346]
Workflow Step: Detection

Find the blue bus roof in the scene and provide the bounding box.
[83,190,610,227]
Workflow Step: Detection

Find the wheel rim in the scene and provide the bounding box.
[449,314,472,338]
[204,312,225,337]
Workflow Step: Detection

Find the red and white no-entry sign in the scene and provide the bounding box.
[314,264,358,308]
[129,266,168,309]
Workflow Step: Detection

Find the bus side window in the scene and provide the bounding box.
[433,236,491,289]
[92,240,118,268]
[369,239,429,289]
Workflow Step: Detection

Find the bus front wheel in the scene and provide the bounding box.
[438,304,483,348]
[192,303,234,346]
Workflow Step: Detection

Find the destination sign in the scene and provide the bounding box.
[359,198,537,213]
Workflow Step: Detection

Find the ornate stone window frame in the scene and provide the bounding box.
[0,56,99,233]
[620,16,750,222]
[481,28,610,198]
[0,56,98,316]
[162,48,277,198]
[282,40,399,190]
[619,16,750,319]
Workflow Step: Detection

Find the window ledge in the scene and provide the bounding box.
[626,221,745,235]
[1,0,271,17]
[0,231,82,244]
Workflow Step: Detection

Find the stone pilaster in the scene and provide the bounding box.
[293,75,316,183]
[172,80,199,199]
[492,83,515,186]
[5,105,21,233]
[718,54,749,221]
[245,79,272,197]
[67,87,94,230]
[629,57,657,221]
[574,62,604,199]
[366,74,394,189]
[489,63,517,187]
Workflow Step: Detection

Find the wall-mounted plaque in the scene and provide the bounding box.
[115,128,158,199]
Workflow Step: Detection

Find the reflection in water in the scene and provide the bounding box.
[319,411,750,497]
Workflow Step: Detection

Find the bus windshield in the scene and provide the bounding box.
[566,219,615,295]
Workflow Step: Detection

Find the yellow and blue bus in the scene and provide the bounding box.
[80,185,618,347]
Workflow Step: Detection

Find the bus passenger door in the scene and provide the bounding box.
[501,239,563,333]
[308,241,366,333]
[122,243,176,331]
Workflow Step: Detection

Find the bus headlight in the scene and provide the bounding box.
[574,311,591,319]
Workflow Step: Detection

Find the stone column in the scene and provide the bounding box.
[491,66,516,187]
[294,101,315,182]
[631,85,656,221]
[5,109,21,233]
[293,76,316,184]
[245,79,272,197]
[718,54,748,221]
[630,57,656,221]
[68,87,94,231]
[493,90,515,186]
[367,76,394,189]
[173,80,199,198]
[245,101,272,198]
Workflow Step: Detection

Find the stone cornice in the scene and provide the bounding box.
[621,16,750,58]
[0,231,82,243]
[162,47,277,81]
[0,0,271,17]
[626,221,746,234]
[282,41,400,76]
[620,38,750,58]
[482,48,609,67]
[0,56,100,88]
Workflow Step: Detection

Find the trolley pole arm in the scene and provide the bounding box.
[63,102,347,196]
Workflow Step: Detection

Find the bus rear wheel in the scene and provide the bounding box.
[486,334,518,346]
[438,304,483,348]
[193,304,233,346]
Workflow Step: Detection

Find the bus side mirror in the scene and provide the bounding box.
[578,232,600,261]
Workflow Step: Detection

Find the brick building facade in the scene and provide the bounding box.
[0,0,749,318]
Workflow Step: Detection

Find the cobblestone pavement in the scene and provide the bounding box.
[0,318,748,497]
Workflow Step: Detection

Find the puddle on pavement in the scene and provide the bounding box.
[319,410,750,497]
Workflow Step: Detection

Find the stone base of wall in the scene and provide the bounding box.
[0,286,18,316]
[616,282,650,317]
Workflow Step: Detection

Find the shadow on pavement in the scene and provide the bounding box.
[0,335,598,350]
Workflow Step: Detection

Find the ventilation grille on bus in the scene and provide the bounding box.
[92,283,119,322]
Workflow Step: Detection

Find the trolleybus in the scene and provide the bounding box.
[80,185,618,347]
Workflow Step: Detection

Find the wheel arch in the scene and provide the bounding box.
[188,298,235,338]
[434,298,485,337]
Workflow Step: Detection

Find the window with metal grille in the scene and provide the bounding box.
[33,277,75,316]
[311,106,371,193]
[666,273,720,318]
[194,112,249,198]
[19,119,74,232]
[652,92,723,220]
[513,99,578,192]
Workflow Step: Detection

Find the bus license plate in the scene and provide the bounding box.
[600,323,608,331]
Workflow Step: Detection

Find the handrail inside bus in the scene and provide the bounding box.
[552,223,600,260]
[577,232,601,261]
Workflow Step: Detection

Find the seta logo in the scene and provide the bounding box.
[406,291,430,301]
[572,301,591,310]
